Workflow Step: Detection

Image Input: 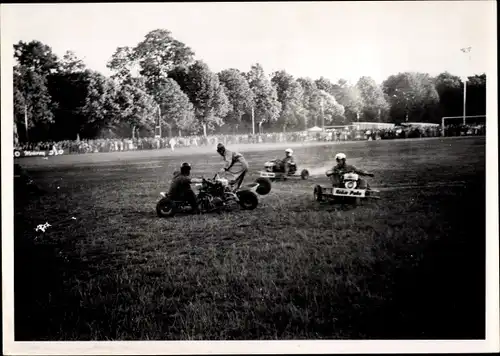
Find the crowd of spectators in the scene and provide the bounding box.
[14,123,485,155]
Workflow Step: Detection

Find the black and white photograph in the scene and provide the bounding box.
[1,1,498,355]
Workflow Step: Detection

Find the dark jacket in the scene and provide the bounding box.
[168,172,193,198]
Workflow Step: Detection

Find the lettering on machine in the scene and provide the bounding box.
[335,188,364,197]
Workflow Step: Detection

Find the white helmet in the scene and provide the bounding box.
[285,148,293,155]
[335,153,346,160]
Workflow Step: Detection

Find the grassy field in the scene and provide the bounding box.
[14,136,486,340]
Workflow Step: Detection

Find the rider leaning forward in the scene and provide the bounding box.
[216,143,248,190]
[168,162,202,213]
[330,152,374,189]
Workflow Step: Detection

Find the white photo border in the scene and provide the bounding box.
[2,2,498,355]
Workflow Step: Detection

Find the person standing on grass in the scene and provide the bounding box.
[216,143,248,190]
[169,137,176,151]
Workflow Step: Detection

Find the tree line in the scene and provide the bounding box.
[13,29,487,143]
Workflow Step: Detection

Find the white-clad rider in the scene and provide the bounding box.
[330,152,374,188]
[283,148,296,175]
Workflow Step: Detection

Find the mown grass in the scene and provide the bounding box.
[14,137,486,340]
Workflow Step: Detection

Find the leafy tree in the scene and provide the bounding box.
[107,29,196,120]
[107,46,136,83]
[168,64,190,90]
[434,71,463,93]
[45,51,88,140]
[464,74,486,116]
[318,90,346,126]
[125,76,149,91]
[80,70,121,137]
[271,70,306,131]
[182,60,230,136]
[315,76,336,96]
[60,50,86,74]
[47,70,89,140]
[297,77,322,128]
[383,72,440,123]
[13,40,60,141]
[13,65,55,142]
[154,78,196,135]
[14,40,59,75]
[355,76,390,122]
[132,29,195,90]
[246,63,281,132]
[218,68,254,132]
[116,84,157,138]
[433,72,463,118]
[316,77,364,124]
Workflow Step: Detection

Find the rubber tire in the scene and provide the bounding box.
[237,190,259,210]
[156,197,176,217]
[255,177,272,195]
[301,169,309,180]
[314,185,324,202]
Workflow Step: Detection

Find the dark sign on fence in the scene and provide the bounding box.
[14,149,65,158]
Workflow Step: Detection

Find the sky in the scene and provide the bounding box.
[1,1,496,84]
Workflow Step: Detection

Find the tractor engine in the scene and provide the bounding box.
[264,161,276,172]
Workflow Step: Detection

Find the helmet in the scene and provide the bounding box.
[335,153,346,161]
[216,143,225,154]
[180,162,191,174]
[285,148,293,155]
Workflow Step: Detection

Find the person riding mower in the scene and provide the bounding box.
[282,148,297,175]
[167,163,202,213]
[329,153,374,189]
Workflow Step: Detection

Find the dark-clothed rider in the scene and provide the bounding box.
[216,143,248,190]
[168,162,201,213]
[330,153,374,189]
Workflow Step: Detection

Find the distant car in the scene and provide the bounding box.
[257,158,310,181]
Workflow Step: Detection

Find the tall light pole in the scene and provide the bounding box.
[320,96,325,130]
[251,105,255,135]
[155,103,162,138]
[460,47,472,125]
[24,104,29,142]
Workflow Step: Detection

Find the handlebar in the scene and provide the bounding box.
[325,170,375,177]
[195,171,236,183]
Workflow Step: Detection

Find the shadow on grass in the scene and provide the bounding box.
[353,180,485,339]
